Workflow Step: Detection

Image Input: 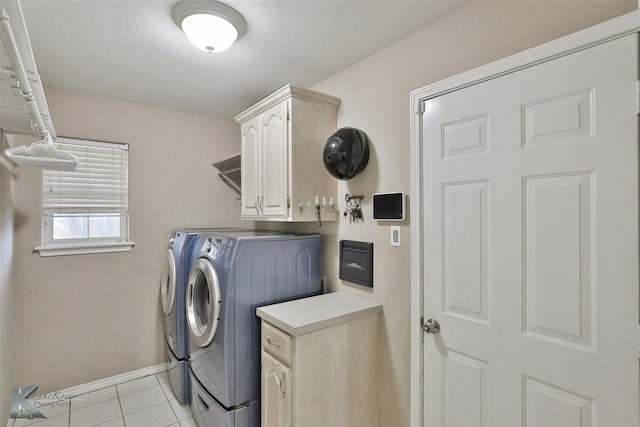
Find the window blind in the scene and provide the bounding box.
[43,138,129,210]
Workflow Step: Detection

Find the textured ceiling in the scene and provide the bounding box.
[18,0,466,119]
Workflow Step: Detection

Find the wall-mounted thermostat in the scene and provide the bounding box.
[372,192,406,221]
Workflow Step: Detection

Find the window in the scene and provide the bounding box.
[36,138,134,256]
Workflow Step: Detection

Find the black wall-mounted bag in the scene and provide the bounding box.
[322,127,370,180]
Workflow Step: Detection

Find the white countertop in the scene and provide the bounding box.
[256,292,383,336]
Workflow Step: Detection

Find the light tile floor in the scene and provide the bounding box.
[8,371,196,427]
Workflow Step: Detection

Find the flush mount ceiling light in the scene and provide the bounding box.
[172,0,246,53]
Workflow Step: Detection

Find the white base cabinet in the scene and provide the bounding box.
[235,85,341,222]
[257,292,382,427]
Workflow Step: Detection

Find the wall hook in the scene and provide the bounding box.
[345,193,364,204]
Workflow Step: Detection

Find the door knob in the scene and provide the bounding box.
[422,318,440,334]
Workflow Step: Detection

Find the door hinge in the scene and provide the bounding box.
[417,101,426,115]
[287,196,291,209]
[637,324,640,359]
[287,110,290,121]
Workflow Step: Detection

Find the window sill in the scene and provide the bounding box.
[35,241,135,257]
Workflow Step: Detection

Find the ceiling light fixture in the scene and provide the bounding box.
[172,0,246,54]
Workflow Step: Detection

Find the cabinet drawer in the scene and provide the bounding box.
[262,321,292,366]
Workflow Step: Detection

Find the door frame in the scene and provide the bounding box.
[409,10,640,427]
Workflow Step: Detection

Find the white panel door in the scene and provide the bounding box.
[422,34,638,427]
[261,101,289,218]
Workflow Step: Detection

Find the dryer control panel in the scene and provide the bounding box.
[200,236,235,264]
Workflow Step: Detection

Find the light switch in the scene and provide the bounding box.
[391,226,401,247]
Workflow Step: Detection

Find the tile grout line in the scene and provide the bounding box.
[70,396,122,427]
[117,375,160,398]
[67,388,121,426]
[122,401,173,425]
[16,371,173,427]
[157,373,181,423]
[117,374,175,424]
[115,382,126,427]
[97,374,165,426]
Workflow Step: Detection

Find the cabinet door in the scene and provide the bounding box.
[260,101,289,218]
[262,351,291,427]
[241,116,261,218]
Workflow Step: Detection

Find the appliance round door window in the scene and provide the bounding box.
[186,258,221,348]
[160,248,177,316]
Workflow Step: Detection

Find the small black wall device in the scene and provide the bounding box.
[340,240,374,288]
[372,192,406,221]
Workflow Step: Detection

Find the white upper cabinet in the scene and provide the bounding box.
[235,85,341,222]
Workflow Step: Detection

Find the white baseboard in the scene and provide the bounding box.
[56,362,169,397]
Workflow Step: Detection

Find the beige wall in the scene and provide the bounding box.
[280,2,635,426]
[2,1,635,426]
[1,132,16,425]
[9,89,243,393]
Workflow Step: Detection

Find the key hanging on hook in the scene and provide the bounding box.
[313,196,322,228]
[343,193,365,223]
